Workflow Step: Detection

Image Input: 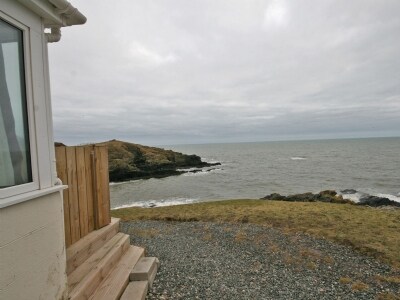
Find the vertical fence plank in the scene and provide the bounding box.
[101,146,111,226]
[84,146,95,233]
[66,147,80,244]
[56,144,110,246]
[95,146,111,228]
[55,146,72,247]
[76,147,89,237]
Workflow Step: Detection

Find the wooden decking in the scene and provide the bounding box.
[66,218,157,300]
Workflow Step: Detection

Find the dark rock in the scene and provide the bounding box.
[358,196,400,207]
[286,192,317,202]
[319,190,337,197]
[262,192,317,202]
[340,189,357,194]
[261,193,287,201]
[262,191,350,204]
[187,168,220,174]
[55,142,66,147]
[187,169,204,174]
[263,191,400,207]
[315,190,350,203]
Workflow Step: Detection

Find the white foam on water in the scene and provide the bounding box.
[340,192,364,203]
[177,167,203,172]
[290,157,307,160]
[112,197,200,209]
[110,179,144,186]
[109,181,125,186]
[339,190,400,204]
[200,157,221,164]
[183,168,223,176]
[376,193,400,203]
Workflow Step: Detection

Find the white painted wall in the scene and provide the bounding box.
[0,192,68,300]
[0,1,76,299]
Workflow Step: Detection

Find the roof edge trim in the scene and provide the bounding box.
[17,0,86,27]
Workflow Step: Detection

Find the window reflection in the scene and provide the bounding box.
[0,18,32,188]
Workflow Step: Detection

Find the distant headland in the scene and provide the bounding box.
[56,139,221,182]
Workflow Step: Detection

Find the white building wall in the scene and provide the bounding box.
[0,1,85,298]
[0,192,68,300]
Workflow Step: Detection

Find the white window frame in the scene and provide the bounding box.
[0,12,39,199]
[0,2,57,208]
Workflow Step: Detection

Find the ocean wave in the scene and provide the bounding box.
[112,197,200,209]
[183,168,223,176]
[177,167,202,172]
[290,157,307,160]
[109,181,131,186]
[109,179,144,186]
[338,190,400,203]
[376,193,400,203]
[200,157,222,164]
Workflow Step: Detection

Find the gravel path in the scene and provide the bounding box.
[120,221,400,300]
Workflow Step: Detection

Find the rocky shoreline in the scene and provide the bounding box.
[261,190,400,207]
[98,140,221,182]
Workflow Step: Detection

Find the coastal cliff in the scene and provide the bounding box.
[96,140,220,182]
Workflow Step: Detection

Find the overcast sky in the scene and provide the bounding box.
[49,0,400,146]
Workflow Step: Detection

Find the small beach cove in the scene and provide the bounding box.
[112,200,400,299]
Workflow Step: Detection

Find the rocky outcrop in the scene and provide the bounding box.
[54,142,66,147]
[358,195,400,207]
[96,140,220,182]
[262,190,400,207]
[261,190,352,204]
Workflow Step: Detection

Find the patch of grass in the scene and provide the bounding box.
[112,199,400,267]
[283,253,300,266]
[339,277,353,284]
[223,226,233,232]
[234,231,247,243]
[322,255,335,265]
[306,261,317,270]
[125,227,160,238]
[202,233,213,241]
[351,281,369,291]
[375,275,400,284]
[376,292,400,300]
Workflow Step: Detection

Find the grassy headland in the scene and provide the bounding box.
[112,199,400,268]
[97,139,220,182]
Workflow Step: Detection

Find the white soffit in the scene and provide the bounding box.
[17,0,86,27]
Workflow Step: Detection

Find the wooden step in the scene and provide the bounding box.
[120,281,148,300]
[130,257,159,288]
[67,218,120,275]
[88,246,145,300]
[68,233,127,291]
[68,233,130,300]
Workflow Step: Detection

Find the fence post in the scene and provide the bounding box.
[91,146,100,230]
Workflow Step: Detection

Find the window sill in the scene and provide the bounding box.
[0,185,67,209]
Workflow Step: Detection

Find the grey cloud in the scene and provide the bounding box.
[49,0,400,145]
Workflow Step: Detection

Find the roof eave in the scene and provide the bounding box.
[17,0,86,27]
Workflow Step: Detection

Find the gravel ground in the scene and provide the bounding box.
[120,221,400,300]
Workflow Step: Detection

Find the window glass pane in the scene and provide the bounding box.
[0,18,32,188]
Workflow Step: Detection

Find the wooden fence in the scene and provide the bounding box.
[55,145,111,247]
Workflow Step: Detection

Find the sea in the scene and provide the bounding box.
[110,137,400,209]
